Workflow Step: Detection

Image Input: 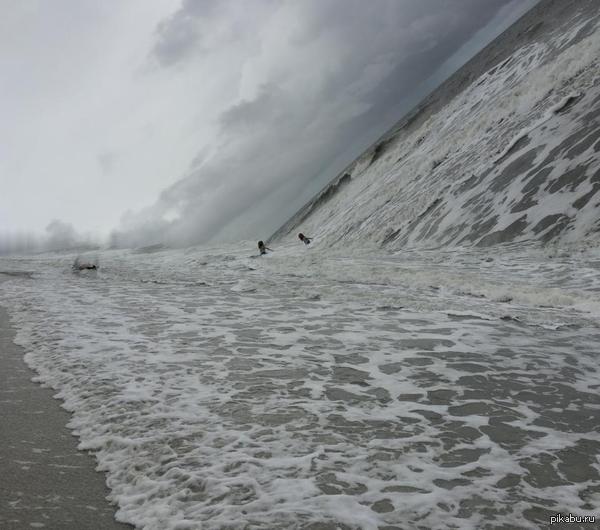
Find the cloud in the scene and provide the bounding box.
[111,0,526,248]
[97,152,117,175]
[0,0,536,252]
[151,0,268,67]
[45,219,79,250]
[152,0,210,66]
[0,219,100,255]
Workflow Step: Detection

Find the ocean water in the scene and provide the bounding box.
[1,242,599,529]
[2,2,600,528]
[274,0,600,253]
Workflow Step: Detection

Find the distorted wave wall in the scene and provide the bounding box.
[271,0,600,251]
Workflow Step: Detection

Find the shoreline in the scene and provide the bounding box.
[0,282,133,530]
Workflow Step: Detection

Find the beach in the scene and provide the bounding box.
[0,280,132,530]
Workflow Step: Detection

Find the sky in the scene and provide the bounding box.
[0,0,539,252]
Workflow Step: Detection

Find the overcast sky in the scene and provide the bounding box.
[0,0,539,251]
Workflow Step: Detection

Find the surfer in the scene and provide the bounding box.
[257,241,272,255]
[298,233,312,245]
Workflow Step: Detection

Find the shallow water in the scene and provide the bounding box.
[1,243,599,529]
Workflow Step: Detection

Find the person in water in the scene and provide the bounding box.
[257,241,272,255]
[298,233,312,245]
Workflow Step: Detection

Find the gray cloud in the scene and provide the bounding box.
[0,220,99,255]
[151,0,249,67]
[153,19,200,66]
[97,152,117,175]
[0,0,539,253]
[45,219,79,250]
[112,0,538,247]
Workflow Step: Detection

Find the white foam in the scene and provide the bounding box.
[1,243,599,529]
[273,13,600,252]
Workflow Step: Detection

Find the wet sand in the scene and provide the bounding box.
[0,294,132,529]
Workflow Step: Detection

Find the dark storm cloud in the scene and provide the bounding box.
[112,0,535,247]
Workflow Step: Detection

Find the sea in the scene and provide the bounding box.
[1,241,599,529]
[2,0,600,528]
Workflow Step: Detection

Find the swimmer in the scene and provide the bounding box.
[258,240,272,255]
[298,233,312,245]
